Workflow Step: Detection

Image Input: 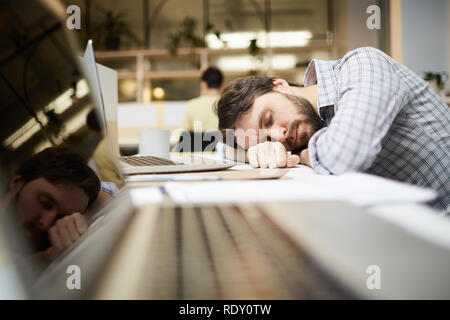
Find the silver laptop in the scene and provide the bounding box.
[2,0,450,301]
[80,40,234,175]
[0,0,135,299]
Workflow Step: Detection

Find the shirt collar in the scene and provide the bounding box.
[304,59,338,111]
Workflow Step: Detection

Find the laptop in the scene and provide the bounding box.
[2,0,450,300]
[80,40,234,175]
[0,0,135,299]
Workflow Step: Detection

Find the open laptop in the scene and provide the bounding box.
[80,40,234,175]
[0,0,137,299]
[2,0,450,300]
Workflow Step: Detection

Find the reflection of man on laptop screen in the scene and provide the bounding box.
[0,0,121,275]
[5,148,100,266]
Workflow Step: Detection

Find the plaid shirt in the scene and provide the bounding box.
[305,47,450,214]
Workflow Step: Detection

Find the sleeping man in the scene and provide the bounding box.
[216,47,449,214]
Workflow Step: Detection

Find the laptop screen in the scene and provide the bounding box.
[0,0,122,296]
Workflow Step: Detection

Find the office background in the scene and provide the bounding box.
[61,0,450,150]
[5,0,449,158]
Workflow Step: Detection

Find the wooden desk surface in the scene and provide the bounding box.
[123,152,291,188]
[125,168,291,188]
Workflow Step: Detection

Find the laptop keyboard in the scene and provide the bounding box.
[120,155,177,166]
[138,205,352,299]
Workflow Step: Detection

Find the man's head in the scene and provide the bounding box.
[201,67,224,91]
[8,147,100,250]
[216,76,323,153]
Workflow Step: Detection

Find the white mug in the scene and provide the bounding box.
[138,129,170,158]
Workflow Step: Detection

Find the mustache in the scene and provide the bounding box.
[285,120,300,149]
[285,93,324,131]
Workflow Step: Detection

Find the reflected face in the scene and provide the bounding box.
[11,177,89,250]
[235,91,323,152]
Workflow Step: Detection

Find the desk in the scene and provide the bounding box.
[30,151,449,300]
[125,153,447,249]
[102,164,450,300]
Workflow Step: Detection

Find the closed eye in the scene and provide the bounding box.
[39,197,54,211]
[38,192,60,214]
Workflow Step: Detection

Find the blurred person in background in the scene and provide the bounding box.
[181,66,224,132]
[173,67,224,151]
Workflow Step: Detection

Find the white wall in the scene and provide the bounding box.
[117,102,187,146]
[402,0,449,80]
[346,0,380,51]
[332,0,383,58]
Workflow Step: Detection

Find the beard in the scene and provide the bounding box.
[282,93,324,152]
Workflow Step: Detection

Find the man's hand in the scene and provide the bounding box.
[43,212,88,260]
[247,141,300,168]
[299,148,311,167]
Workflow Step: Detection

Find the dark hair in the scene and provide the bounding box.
[201,67,223,89]
[86,109,102,133]
[216,76,302,144]
[216,77,274,132]
[16,147,100,206]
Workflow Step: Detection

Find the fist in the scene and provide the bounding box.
[247,141,300,168]
[46,212,87,258]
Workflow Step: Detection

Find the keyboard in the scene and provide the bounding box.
[120,155,178,166]
[136,205,352,299]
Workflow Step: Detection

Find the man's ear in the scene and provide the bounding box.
[272,78,290,94]
[9,175,24,194]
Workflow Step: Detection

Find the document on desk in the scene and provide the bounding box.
[126,175,222,182]
[128,187,164,206]
[164,172,437,206]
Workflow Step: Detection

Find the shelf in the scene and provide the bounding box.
[96,43,332,102]
[117,67,308,80]
[95,43,333,60]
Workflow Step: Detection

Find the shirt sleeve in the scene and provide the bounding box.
[308,47,408,175]
[100,181,119,197]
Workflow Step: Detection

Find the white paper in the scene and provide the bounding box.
[285,165,316,177]
[129,187,164,206]
[164,172,437,206]
[229,164,255,170]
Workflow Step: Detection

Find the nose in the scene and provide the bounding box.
[37,209,59,230]
[266,125,287,143]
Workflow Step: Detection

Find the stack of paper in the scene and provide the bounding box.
[164,172,437,206]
